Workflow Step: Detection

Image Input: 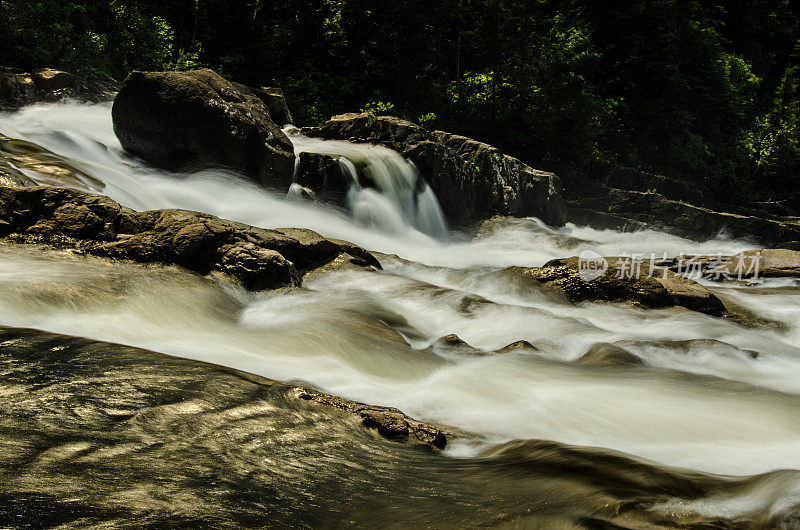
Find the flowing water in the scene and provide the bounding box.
[2,102,800,525]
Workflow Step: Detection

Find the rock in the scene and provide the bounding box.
[248,86,294,125]
[0,185,379,290]
[308,113,566,226]
[0,327,783,527]
[0,66,116,110]
[631,248,800,283]
[577,343,643,366]
[437,333,469,347]
[568,189,800,248]
[474,215,589,249]
[0,162,35,187]
[296,387,447,449]
[294,152,351,202]
[0,134,104,191]
[656,339,760,360]
[112,69,294,189]
[0,67,35,110]
[496,340,538,353]
[287,183,317,201]
[508,255,726,316]
[715,249,800,279]
[30,68,75,92]
[563,161,704,205]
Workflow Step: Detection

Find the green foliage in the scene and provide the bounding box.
[2,0,799,208]
[361,100,396,116]
[417,112,437,129]
[750,66,800,202]
[0,0,177,79]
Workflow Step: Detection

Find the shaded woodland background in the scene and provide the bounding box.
[2,0,798,208]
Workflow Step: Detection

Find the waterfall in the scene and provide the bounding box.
[3,103,800,522]
[286,128,448,238]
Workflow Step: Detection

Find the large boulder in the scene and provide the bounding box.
[569,189,800,248]
[307,113,566,227]
[112,69,294,189]
[0,185,379,290]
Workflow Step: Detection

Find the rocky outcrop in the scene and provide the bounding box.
[294,152,351,202]
[296,387,447,449]
[0,185,379,290]
[569,189,800,248]
[0,66,116,110]
[112,69,295,189]
[507,255,726,316]
[0,135,104,191]
[2,325,766,528]
[248,86,294,125]
[307,113,566,226]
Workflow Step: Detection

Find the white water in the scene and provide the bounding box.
[287,129,449,237]
[2,103,800,501]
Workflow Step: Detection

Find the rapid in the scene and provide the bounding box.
[2,102,800,524]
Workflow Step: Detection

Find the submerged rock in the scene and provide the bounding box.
[508,255,726,316]
[569,189,800,248]
[1,325,776,527]
[0,185,379,290]
[296,387,447,449]
[112,69,295,189]
[496,340,538,353]
[307,113,567,226]
[577,343,643,366]
[0,135,104,191]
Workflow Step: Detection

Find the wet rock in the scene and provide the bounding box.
[0,325,788,527]
[0,135,104,191]
[0,185,379,290]
[296,387,448,450]
[427,334,481,358]
[569,189,800,248]
[438,334,470,347]
[308,113,566,226]
[0,66,116,110]
[496,340,538,353]
[248,86,294,125]
[709,249,800,279]
[0,67,35,110]
[577,343,643,366]
[634,249,800,283]
[656,339,760,360]
[112,69,294,189]
[474,215,589,248]
[294,152,351,202]
[30,68,76,92]
[508,255,726,316]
